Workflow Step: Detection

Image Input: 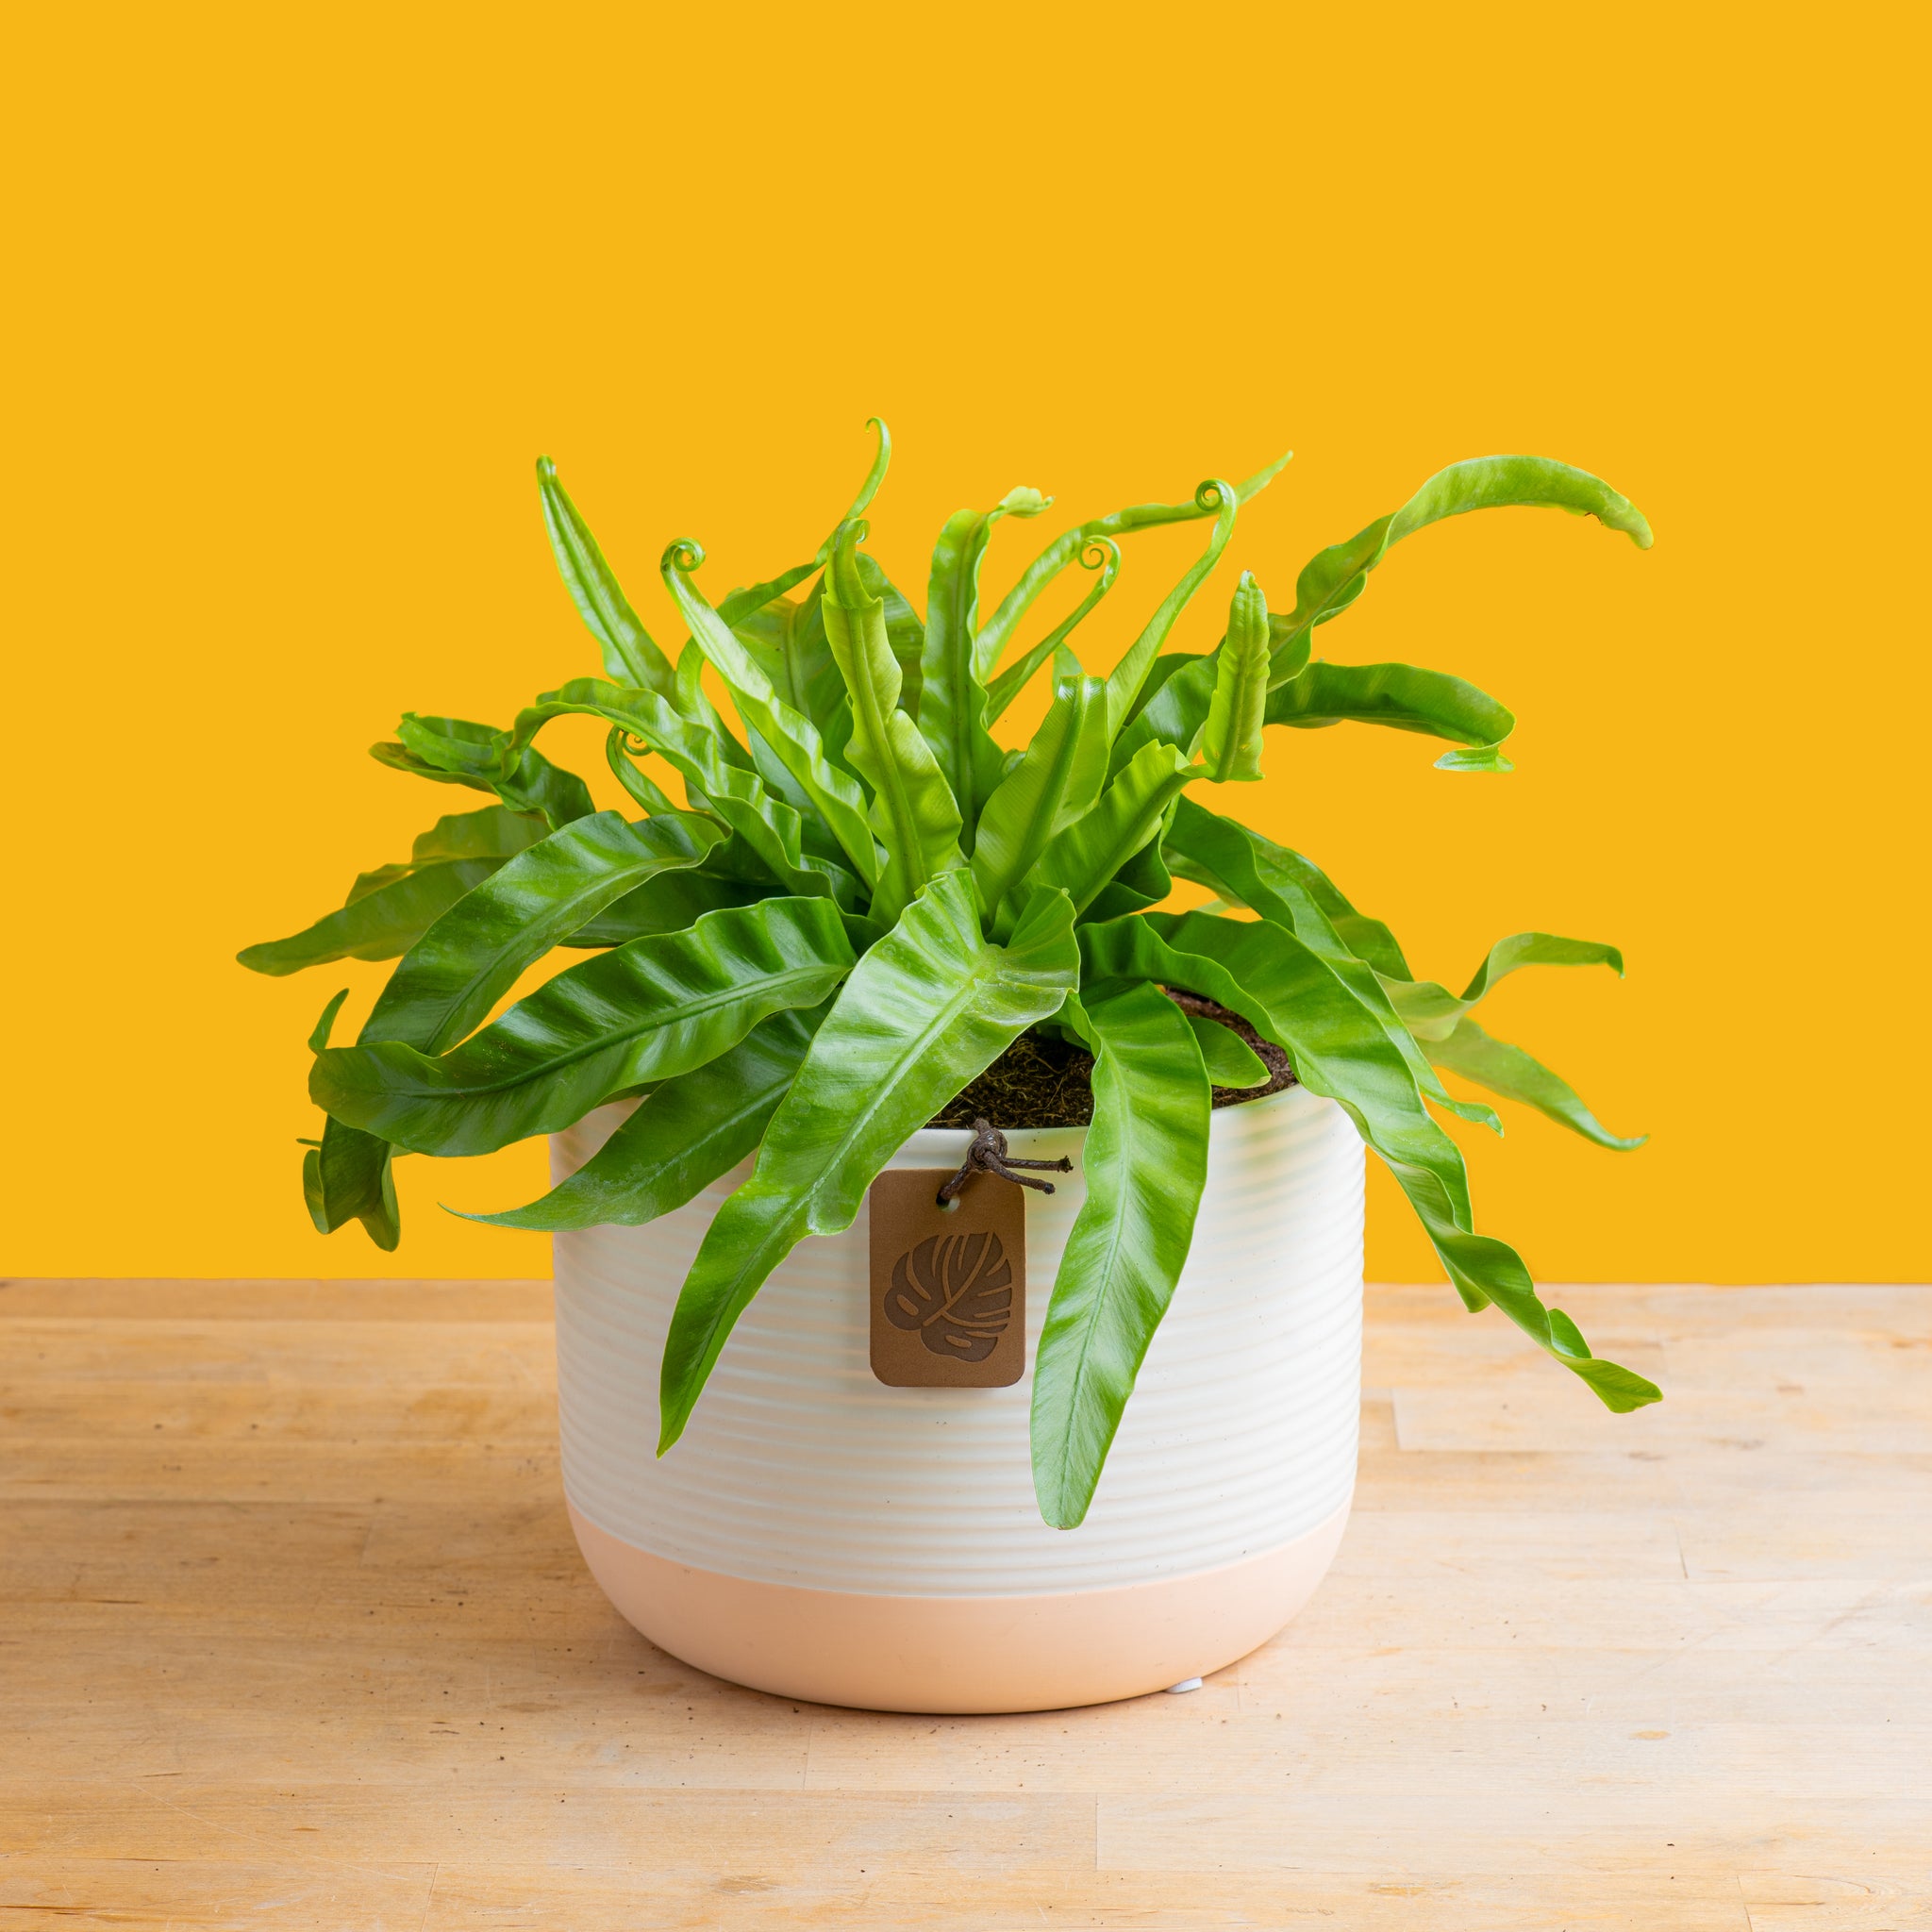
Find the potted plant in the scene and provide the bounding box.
[242,423,1655,1712]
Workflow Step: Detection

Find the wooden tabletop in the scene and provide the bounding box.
[4,1276,1927,1929]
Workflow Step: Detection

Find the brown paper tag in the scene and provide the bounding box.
[869,1169,1025,1388]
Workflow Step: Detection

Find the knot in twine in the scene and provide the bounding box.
[936,1119,1074,1207]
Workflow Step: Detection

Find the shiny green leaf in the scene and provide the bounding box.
[982,537,1119,725]
[821,522,964,925]
[454,1000,830,1230]
[536,456,677,697]
[1024,739,1194,919]
[313,895,857,1157]
[1185,1011,1269,1087]
[303,1116,399,1250]
[660,542,879,889]
[1266,660,1517,771]
[973,662,1109,938]
[657,875,1079,1451]
[376,715,597,827]
[1382,933,1626,1042]
[1429,1019,1646,1151]
[238,859,504,976]
[358,810,724,1054]
[1104,480,1238,738]
[1032,982,1210,1527]
[1162,798,1495,1127]
[920,488,1054,835]
[508,679,858,905]
[1197,571,1269,781]
[1080,910,1658,1412]
[975,450,1291,673]
[1272,454,1650,677]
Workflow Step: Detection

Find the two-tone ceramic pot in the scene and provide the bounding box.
[551,1080,1363,1713]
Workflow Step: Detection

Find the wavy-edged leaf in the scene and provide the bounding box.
[313,895,856,1157]
[455,1000,832,1229]
[1103,480,1239,739]
[1024,739,1194,920]
[922,487,1053,835]
[657,874,1079,1451]
[1197,571,1269,781]
[568,867,764,947]
[822,523,964,925]
[1382,933,1626,1042]
[408,806,549,866]
[660,543,879,888]
[1429,1018,1646,1151]
[303,1117,399,1250]
[375,715,597,827]
[734,554,922,737]
[1272,455,1650,679]
[982,537,1119,725]
[1032,982,1210,1526]
[975,449,1291,673]
[508,679,858,905]
[1162,798,1494,1128]
[1266,660,1517,771]
[239,858,503,976]
[972,662,1108,937]
[536,456,677,698]
[358,810,724,1054]
[1079,911,1659,1413]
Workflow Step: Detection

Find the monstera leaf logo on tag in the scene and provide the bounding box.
[884,1231,1014,1362]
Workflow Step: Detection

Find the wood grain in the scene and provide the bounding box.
[3,1275,1927,1929]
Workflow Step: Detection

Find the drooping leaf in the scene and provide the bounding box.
[358,809,725,1054]
[982,537,1120,725]
[375,715,598,827]
[1024,739,1194,920]
[508,678,859,905]
[920,487,1054,837]
[1031,983,1210,1527]
[408,806,550,866]
[303,1116,399,1250]
[657,874,1079,1451]
[455,999,831,1229]
[1162,798,1496,1128]
[238,859,503,976]
[1079,910,1658,1413]
[1103,479,1239,738]
[1266,660,1517,771]
[1196,571,1269,781]
[820,521,965,925]
[974,449,1291,674]
[1184,1011,1270,1087]
[536,456,678,697]
[972,661,1109,938]
[1272,454,1650,685]
[312,895,856,1156]
[660,541,880,889]
[1381,933,1626,1042]
[1429,1018,1646,1150]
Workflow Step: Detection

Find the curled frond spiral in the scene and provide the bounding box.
[1079,536,1121,583]
[662,539,705,574]
[1193,479,1231,514]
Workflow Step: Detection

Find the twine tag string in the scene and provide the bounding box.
[937,1118,1074,1206]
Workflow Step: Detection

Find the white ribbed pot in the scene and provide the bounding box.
[552,1080,1364,1714]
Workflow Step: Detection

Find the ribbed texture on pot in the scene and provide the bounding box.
[553,1081,1363,1598]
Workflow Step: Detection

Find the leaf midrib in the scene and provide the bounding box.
[372,963,841,1102]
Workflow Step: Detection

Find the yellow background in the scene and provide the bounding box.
[4,3,1924,1283]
